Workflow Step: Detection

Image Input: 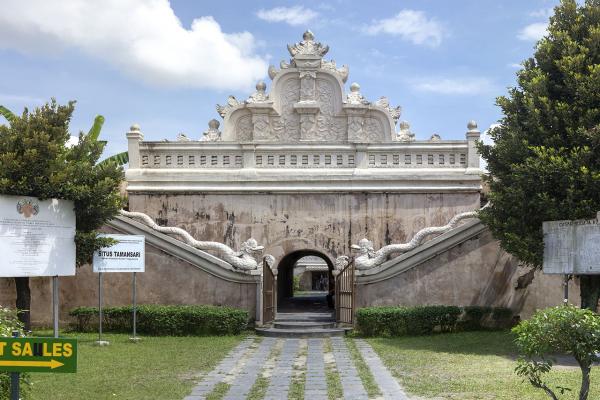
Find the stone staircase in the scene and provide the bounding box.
[255,312,349,338]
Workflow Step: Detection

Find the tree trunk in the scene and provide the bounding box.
[579,275,600,312]
[579,363,591,400]
[14,277,31,331]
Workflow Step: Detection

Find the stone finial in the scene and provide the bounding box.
[247,80,268,103]
[346,82,369,105]
[287,30,329,58]
[216,95,240,118]
[130,123,141,132]
[429,133,441,142]
[177,133,190,142]
[395,120,415,142]
[467,120,479,133]
[202,119,222,141]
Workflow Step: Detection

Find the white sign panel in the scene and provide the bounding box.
[93,234,145,273]
[543,215,600,274]
[0,194,76,277]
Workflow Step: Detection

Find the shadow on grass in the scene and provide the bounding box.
[366,330,519,359]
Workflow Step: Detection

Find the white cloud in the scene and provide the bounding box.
[508,63,522,69]
[0,0,268,91]
[480,123,500,172]
[256,6,319,26]
[412,77,494,95]
[363,10,444,47]
[518,22,548,41]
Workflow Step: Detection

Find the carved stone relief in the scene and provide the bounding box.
[236,114,253,141]
[279,78,301,141]
[363,118,385,142]
[252,114,271,141]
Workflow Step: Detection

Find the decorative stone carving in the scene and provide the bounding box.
[429,133,441,142]
[236,115,253,141]
[120,210,265,271]
[395,121,415,142]
[202,119,222,141]
[375,97,401,125]
[351,205,488,270]
[300,74,316,100]
[300,114,316,138]
[321,59,349,83]
[264,254,277,276]
[346,83,369,105]
[252,113,271,140]
[216,95,240,118]
[332,255,349,277]
[247,81,269,103]
[279,78,301,141]
[363,118,384,141]
[347,115,364,140]
[177,133,190,142]
[268,65,278,80]
[287,30,329,58]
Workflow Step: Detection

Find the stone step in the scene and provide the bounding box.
[273,321,336,329]
[274,312,334,323]
[255,327,346,338]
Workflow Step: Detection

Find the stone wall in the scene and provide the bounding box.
[356,228,579,319]
[128,192,480,266]
[0,226,258,327]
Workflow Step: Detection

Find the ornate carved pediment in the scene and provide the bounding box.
[217,31,401,143]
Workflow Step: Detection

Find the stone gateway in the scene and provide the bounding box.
[0,32,579,325]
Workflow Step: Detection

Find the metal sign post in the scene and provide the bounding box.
[52,276,59,338]
[96,272,109,346]
[10,331,19,400]
[130,272,140,342]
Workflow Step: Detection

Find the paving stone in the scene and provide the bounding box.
[330,337,369,400]
[354,339,410,400]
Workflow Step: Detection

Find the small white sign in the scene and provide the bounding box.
[93,234,145,273]
[543,215,600,274]
[0,195,76,277]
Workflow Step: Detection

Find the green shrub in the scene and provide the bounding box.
[461,306,492,331]
[0,306,30,400]
[356,305,513,337]
[513,305,600,400]
[69,305,248,336]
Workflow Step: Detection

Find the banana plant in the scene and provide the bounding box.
[1,105,129,166]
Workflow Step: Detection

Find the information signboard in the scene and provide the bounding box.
[0,195,76,277]
[93,234,145,273]
[543,214,600,274]
[0,337,77,373]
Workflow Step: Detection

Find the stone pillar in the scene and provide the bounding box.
[466,120,480,174]
[242,144,256,168]
[126,124,143,168]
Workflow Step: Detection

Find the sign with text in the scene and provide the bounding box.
[93,234,145,273]
[543,214,600,274]
[0,195,76,277]
[0,337,77,373]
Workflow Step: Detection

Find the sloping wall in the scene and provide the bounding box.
[356,222,579,319]
[0,216,259,326]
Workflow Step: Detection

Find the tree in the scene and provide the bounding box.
[0,100,124,330]
[478,0,600,310]
[513,305,600,400]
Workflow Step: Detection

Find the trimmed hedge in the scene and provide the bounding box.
[356,305,514,337]
[69,305,248,336]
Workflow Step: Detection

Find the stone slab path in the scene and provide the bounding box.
[184,337,409,400]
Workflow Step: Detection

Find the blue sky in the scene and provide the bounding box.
[0,0,560,157]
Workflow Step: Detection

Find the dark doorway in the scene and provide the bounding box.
[277,250,334,313]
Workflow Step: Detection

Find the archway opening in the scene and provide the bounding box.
[277,250,334,314]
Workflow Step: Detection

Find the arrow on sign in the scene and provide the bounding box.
[0,359,64,369]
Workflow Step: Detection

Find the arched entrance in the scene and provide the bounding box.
[276,250,334,313]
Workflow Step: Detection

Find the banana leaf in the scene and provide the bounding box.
[99,151,129,166]
[87,115,105,141]
[0,105,15,123]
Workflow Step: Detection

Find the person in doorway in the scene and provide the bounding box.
[326,286,334,308]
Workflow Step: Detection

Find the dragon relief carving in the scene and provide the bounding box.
[321,60,349,83]
[120,210,266,271]
[341,205,488,270]
[374,97,401,125]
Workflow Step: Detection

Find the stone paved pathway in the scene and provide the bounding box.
[185,337,409,400]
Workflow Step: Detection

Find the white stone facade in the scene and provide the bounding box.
[125,31,481,194]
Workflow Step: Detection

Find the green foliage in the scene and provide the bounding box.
[356,305,515,337]
[0,307,30,400]
[293,275,300,292]
[86,115,104,141]
[99,151,128,167]
[0,106,15,124]
[0,99,124,266]
[69,305,248,336]
[478,0,600,269]
[513,305,600,400]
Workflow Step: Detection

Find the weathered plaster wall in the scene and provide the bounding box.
[0,226,257,327]
[356,229,579,319]
[128,192,480,266]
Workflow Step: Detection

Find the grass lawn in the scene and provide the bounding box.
[367,331,600,400]
[28,330,244,400]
